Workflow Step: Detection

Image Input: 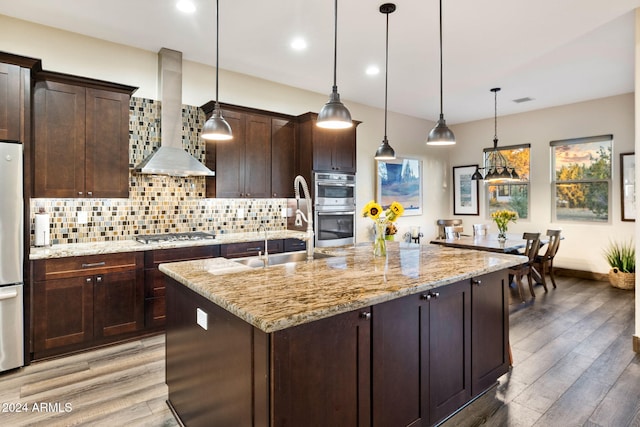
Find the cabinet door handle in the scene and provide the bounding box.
[246,247,261,252]
[96,276,102,283]
[85,278,92,283]
[82,262,106,268]
[87,191,93,196]
[360,311,371,320]
[421,291,440,300]
[472,279,482,286]
[78,191,83,196]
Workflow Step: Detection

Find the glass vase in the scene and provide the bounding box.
[373,220,387,257]
[497,226,507,242]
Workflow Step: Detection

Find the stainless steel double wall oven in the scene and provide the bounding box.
[313,172,356,247]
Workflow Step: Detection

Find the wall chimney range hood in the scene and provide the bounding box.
[134,48,214,177]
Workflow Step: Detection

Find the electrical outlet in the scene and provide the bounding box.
[237,208,244,219]
[196,308,208,330]
[77,211,88,225]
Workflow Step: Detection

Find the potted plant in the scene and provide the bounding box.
[603,240,635,290]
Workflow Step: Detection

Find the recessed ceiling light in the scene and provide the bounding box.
[290,37,307,51]
[513,97,535,103]
[176,0,196,14]
[366,65,380,76]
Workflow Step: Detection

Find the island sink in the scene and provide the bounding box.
[232,250,333,268]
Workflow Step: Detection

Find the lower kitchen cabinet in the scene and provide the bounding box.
[144,245,220,329]
[220,239,284,258]
[31,252,144,360]
[166,271,509,427]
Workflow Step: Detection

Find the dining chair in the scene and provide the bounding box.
[436,219,462,239]
[509,232,541,301]
[533,229,562,289]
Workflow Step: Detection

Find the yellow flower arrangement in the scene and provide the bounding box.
[362,200,405,256]
[491,209,518,236]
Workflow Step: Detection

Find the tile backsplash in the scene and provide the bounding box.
[30,97,287,245]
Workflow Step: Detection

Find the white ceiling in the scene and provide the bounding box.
[1,0,639,124]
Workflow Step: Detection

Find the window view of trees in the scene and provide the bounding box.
[486,146,530,219]
[552,137,612,222]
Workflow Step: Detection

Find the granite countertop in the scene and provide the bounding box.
[29,230,308,260]
[159,242,527,333]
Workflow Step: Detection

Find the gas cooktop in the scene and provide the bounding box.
[134,232,215,244]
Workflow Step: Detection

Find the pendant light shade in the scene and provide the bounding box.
[426,0,455,145]
[202,0,233,141]
[374,3,397,161]
[317,0,353,129]
[471,88,519,182]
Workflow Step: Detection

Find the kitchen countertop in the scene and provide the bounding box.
[159,242,527,333]
[29,230,309,260]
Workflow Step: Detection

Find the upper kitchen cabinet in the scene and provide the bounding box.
[202,102,298,199]
[297,112,360,176]
[0,52,41,142]
[33,71,137,198]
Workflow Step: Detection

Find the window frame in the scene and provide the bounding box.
[550,134,613,224]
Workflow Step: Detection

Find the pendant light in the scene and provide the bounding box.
[374,3,397,160]
[426,0,455,145]
[202,0,233,141]
[471,88,519,182]
[316,0,353,129]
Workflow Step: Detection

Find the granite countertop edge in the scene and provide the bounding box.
[29,230,309,260]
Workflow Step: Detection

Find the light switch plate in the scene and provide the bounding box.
[196,308,208,330]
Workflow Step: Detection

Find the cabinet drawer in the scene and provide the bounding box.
[144,245,220,268]
[33,252,143,281]
[221,240,284,258]
[284,239,306,252]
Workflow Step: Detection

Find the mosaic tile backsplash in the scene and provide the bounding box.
[30,97,287,245]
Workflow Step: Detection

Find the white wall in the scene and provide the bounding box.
[449,93,635,273]
[0,14,448,246]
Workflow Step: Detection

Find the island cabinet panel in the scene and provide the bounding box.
[272,309,372,427]
[427,280,472,426]
[165,279,258,427]
[31,252,144,360]
[471,271,510,395]
[372,294,427,427]
[0,62,21,140]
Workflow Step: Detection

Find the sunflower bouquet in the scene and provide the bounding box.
[362,200,404,256]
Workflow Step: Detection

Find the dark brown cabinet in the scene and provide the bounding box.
[271,117,297,198]
[220,239,284,258]
[31,252,144,360]
[0,62,21,141]
[33,73,135,198]
[272,308,371,427]
[298,112,359,176]
[143,245,220,329]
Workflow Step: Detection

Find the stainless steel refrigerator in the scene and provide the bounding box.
[0,141,24,372]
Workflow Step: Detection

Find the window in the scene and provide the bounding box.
[484,144,530,219]
[551,134,612,222]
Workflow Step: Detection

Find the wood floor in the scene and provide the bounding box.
[0,275,637,426]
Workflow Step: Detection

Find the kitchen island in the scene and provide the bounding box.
[160,243,526,427]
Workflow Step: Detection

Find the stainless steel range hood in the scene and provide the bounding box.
[134,48,214,177]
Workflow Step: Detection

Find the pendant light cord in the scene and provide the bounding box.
[493,88,499,148]
[215,0,220,105]
[332,0,338,89]
[384,10,389,139]
[438,0,443,117]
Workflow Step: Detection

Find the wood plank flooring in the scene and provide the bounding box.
[0,275,637,426]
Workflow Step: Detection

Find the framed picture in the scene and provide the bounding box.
[621,152,635,221]
[453,165,479,215]
[376,157,423,216]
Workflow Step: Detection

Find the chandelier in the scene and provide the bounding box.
[472,88,519,182]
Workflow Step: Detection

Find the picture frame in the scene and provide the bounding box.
[376,157,423,216]
[453,164,479,215]
[620,152,635,221]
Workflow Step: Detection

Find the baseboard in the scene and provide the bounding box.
[554,267,608,282]
[634,336,640,354]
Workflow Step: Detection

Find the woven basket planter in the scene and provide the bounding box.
[608,268,635,290]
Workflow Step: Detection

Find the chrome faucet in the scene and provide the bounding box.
[257,224,268,267]
[294,175,314,260]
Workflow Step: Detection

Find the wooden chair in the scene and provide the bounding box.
[509,232,541,301]
[436,219,462,239]
[533,229,562,289]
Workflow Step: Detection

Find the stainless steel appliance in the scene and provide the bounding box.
[134,231,215,244]
[0,141,24,372]
[313,172,356,247]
